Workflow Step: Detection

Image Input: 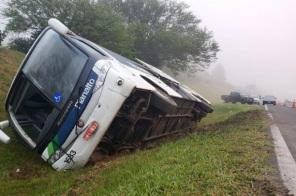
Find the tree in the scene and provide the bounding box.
[0,30,5,46]
[3,0,134,56]
[10,37,33,53]
[99,0,219,72]
[3,0,219,73]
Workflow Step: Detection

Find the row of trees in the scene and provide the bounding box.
[0,30,5,46]
[2,0,219,73]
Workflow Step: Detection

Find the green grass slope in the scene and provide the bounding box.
[0,103,285,195]
[0,48,24,120]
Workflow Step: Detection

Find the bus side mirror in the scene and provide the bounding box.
[48,18,75,36]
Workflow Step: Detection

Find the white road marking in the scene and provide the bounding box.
[266,105,296,194]
[267,113,274,120]
[265,104,268,111]
[265,105,273,120]
[270,124,296,194]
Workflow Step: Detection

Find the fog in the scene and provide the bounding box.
[183,0,296,101]
[1,1,296,100]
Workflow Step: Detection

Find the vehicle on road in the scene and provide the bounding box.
[263,95,277,105]
[221,91,241,103]
[252,97,260,105]
[241,95,254,105]
[221,91,254,104]
[0,19,213,170]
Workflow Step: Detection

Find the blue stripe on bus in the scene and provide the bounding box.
[55,70,98,145]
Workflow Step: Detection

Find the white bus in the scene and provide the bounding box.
[0,19,213,170]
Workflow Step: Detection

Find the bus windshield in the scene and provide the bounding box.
[22,29,88,108]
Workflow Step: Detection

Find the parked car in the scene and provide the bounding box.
[221,91,242,103]
[241,95,254,105]
[0,19,213,171]
[221,91,254,104]
[263,96,277,105]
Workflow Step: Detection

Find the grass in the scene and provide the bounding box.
[66,107,280,195]
[0,48,24,120]
[0,48,283,195]
[0,105,281,195]
[200,103,259,126]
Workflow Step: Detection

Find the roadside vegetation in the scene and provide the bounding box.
[0,48,24,120]
[3,0,219,74]
[0,104,283,195]
[0,50,284,193]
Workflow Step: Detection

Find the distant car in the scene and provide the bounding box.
[263,96,276,105]
[221,91,242,103]
[253,97,260,105]
[241,95,254,104]
[221,92,255,104]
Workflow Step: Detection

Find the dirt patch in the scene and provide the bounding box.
[8,165,41,180]
[253,178,288,196]
[65,157,122,195]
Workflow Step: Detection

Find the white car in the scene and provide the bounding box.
[0,19,213,170]
[252,97,260,105]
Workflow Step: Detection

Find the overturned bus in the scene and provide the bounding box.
[0,19,213,170]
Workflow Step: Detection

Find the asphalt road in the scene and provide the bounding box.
[268,105,296,161]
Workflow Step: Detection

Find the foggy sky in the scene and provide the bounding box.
[1,1,296,100]
[184,0,296,100]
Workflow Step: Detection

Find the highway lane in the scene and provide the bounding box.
[268,105,296,160]
[266,104,296,194]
